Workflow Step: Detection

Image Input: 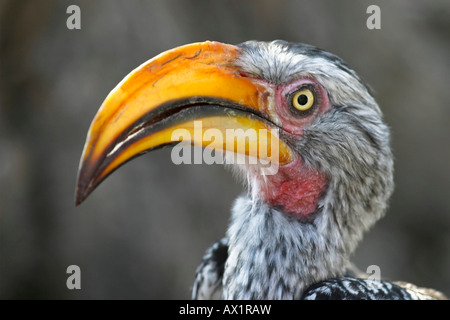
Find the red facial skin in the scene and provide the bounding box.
[258,78,331,217]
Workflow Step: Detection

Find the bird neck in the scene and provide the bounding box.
[257,157,328,217]
[223,196,349,299]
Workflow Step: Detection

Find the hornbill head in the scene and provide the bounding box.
[75,41,394,299]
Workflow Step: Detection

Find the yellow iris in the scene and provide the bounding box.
[292,88,314,111]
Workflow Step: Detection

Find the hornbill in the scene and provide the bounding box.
[75,40,446,300]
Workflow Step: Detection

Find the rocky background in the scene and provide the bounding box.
[1,0,449,299]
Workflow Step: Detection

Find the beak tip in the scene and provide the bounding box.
[74,164,94,207]
[74,193,83,206]
[75,180,96,206]
[74,184,88,206]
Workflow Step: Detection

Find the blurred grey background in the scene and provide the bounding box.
[0,0,449,299]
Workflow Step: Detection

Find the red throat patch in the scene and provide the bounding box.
[258,158,328,217]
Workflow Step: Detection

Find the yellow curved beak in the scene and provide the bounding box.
[75,41,293,205]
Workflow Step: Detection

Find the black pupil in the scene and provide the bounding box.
[297,94,308,106]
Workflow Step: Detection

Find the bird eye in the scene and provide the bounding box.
[292,88,314,112]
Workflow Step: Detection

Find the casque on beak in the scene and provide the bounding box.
[75,41,293,205]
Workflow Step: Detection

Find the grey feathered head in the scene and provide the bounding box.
[234,40,394,253]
